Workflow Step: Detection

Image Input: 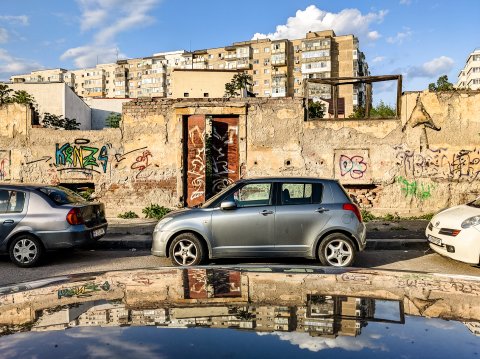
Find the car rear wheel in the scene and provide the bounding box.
[169,233,206,266]
[318,233,356,267]
[9,235,43,268]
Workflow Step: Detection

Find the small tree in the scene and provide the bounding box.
[308,101,325,119]
[42,113,80,130]
[370,100,396,117]
[105,112,121,128]
[0,84,13,105]
[428,75,454,92]
[224,72,253,98]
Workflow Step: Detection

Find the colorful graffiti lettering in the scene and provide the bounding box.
[339,155,368,179]
[397,176,433,200]
[57,281,110,299]
[55,139,109,174]
[394,145,480,182]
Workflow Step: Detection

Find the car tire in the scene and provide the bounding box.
[169,233,206,266]
[318,233,356,267]
[9,234,43,268]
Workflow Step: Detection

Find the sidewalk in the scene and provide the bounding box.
[97,218,429,251]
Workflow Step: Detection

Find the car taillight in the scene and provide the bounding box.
[343,203,362,222]
[66,208,84,225]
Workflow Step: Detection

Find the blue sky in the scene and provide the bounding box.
[0,0,479,100]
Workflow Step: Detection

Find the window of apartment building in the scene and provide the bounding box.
[473,55,480,61]
[253,81,259,86]
[294,45,300,52]
[253,49,259,54]
[264,69,270,74]
[254,92,259,96]
[294,67,301,72]
[253,70,258,75]
[219,64,225,69]
[264,90,270,95]
[264,59,270,65]
[203,93,209,97]
[253,59,259,64]
[264,47,270,53]
[294,89,299,94]
[273,44,281,50]
[184,92,189,97]
[471,67,480,73]
[218,53,223,58]
[208,65,214,69]
[264,80,270,85]
[208,54,213,59]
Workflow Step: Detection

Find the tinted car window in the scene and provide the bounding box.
[280,183,322,205]
[233,183,272,207]
[38,186,87,205]
[0,190,26,213]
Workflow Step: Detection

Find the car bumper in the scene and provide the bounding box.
[355,222,367,251]
[151,230,172,257]
[425,226,480,265]
[38,223,108,249]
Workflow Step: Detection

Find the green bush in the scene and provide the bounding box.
[118,211,139,219]
[142,204,171,220]
[361,209,376,222]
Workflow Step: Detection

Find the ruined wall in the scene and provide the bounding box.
[1,91,480,217]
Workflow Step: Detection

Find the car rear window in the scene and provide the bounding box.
[280,183,322,205]
[38,186,87,205]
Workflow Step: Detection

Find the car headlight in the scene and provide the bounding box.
[461,216,480,229]
[154,217,173,231]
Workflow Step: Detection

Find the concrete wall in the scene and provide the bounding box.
[171,70,237,98]
[8,82,91,130]
[84,98,131,130]
[1,90,480,217]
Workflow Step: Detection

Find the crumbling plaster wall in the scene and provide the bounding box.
[1,91,480,217]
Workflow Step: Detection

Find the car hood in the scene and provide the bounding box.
[0,267,479,357]
[432,204,480,228]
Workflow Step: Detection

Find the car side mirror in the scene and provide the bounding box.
[220,201,237,210]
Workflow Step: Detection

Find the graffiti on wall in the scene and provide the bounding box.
[57,281,111,299]
[55,139,109,174]
[334,149,371,184]
[211,118,239,194]
[397,176,433,200]
[183,268,241,299]
[187,122,206,205]
[0,150,10,180]
[394,145,480,182]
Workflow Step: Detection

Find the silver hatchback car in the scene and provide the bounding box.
[152,177,366,267]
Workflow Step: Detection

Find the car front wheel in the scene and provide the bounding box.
[9,235,43,268]
[318,233,356,267]
[169,233,206,266]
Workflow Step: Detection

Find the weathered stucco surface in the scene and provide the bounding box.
[1,91,480,216]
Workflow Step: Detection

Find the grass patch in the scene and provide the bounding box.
[142,204,172,220]
[361,209,434,223]
[117,211,139,219]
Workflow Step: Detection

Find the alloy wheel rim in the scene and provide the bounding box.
[13,239,38,264]
[173,239,198,265]
[325,240,352,266]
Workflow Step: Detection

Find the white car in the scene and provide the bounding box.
[425,198,480,265]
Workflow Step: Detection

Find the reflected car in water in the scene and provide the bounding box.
[0,267,479,358]
[152,177,366,267]
[0,184,107,267]
[426,197,480,265]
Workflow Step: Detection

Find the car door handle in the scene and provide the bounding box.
[3,220,14,224]
[260,210,274,216]
[315,208,329,213]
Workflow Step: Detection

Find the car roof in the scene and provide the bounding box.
[237,177,339,184]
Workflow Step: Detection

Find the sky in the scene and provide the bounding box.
[0,0,479,103]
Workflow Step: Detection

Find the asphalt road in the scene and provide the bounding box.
[0,248,478,286]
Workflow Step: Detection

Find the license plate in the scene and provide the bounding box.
[428,235,442,246]
[92,228,105,238]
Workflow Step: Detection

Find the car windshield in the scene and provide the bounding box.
[38,186,87,205]
[201,182,238,208]
[468,197,480,208]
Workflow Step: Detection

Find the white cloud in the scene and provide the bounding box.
[262,332,387,352]
[61,0,160,68]
[0,28,8,43]
[407,56,454,78]
[372,56,386,63]
[400,0,412,5]
[367,31,381,41]
[0,15,29,26]
[0,49,43,79]
[251,6,387,42]
[386,28,412,44]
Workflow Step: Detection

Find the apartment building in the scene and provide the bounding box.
[457,48,480,90]
[10,30,368,115]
